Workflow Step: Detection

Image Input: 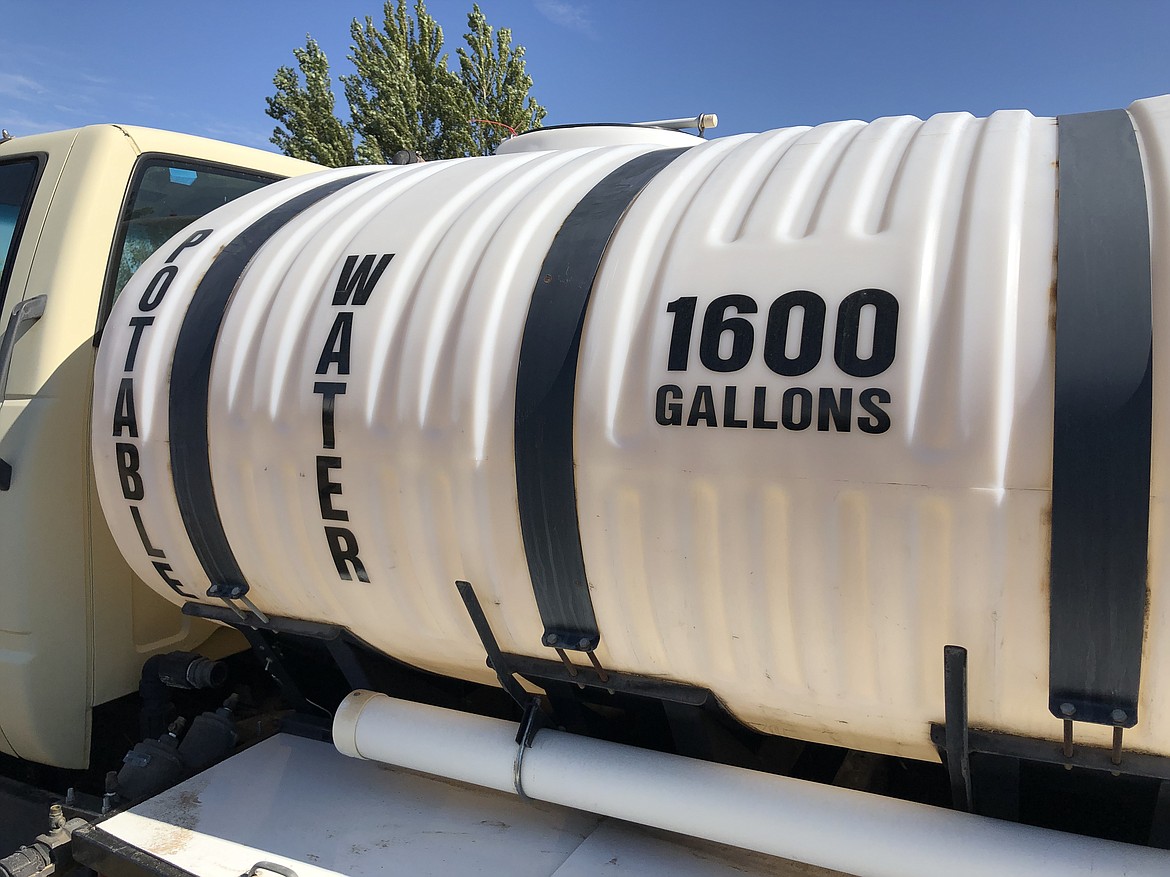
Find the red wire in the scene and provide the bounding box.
[470,119,518,136]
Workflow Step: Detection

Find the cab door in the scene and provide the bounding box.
[0,135,73,763]
[0,127,139,767]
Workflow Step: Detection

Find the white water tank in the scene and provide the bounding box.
[93,96,1170,762]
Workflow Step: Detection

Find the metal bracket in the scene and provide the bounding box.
[942,645,972,812]
[241,863,299,877]
[456,580,531,707]
[513,697,546,801]
[456,580,709,707]
[202,581,270,624]
[237,627,314,715]
[1056,700,1130,766]
[549,642,613,693]
[182,602,369,691]
[929,721,1170,782]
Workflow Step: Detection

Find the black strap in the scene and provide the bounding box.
[1049,110,1152,728]
[170,173,374,599]
[515,147,689,651]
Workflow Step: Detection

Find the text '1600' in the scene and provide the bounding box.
[655,289,898,434]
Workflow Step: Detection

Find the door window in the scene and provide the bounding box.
[97,157,279,336]
[0,157,42,304]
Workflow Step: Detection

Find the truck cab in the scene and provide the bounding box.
[0,126,317,769]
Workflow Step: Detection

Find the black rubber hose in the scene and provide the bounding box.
[0,843,50,877]
[138,654,169,741]
[138,652,227,739]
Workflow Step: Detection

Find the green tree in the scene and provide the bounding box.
[458,4,547,156]
[343,0,471,163]
[265,0,547,165]
[265,37,355,167]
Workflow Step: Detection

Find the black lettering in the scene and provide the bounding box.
[316,312,353,375]
[752,386,778,429]
[334,254,394,306]
[152,561,195,598]
[113,378,138,438]
[316,455,348,521]
[781,388,813,431]
[723,386,747,428]
[325,526,370,582]
[699,294,757,373]
[665,297,697,371]
[655,384,683,426]
[166,229,212,263]
[817,387,853,432]
[314,382,347,449]
[687,385,718,427]
[124,316,154,371]
[130,505,165,558]
[116,442,144,500]
[857,388,892,434]
[835,289,899,378]
[138,265,178,312]
[764,290,825,376]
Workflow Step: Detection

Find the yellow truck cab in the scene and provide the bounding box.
[0,126,317,769]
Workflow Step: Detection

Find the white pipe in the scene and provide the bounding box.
[334,691,1170,877]
[630,113,719,131]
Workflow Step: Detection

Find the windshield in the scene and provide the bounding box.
[0,158,40,303]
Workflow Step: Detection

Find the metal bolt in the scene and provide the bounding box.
[545,633,559,645]
[578,638,591,649]
[1060,702,1076,717]
[48,803,64,831]
[1112,709,1128,724]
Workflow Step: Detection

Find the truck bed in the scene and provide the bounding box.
[78,733,844,877]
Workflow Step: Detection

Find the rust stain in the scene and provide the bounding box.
[136,779,210,858]
[1048,230,1060,338]
[148,823,194,858]
[1143,508,1156,651]
[1039,499,1052,615]
[141,778,206,833]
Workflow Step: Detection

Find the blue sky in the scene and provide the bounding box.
[2,1,1169,152]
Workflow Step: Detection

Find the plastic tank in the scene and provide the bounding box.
[93,96,1170,761]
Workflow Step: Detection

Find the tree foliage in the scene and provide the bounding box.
[266,1,546,166]
[458,6,547,156]
[265,37,355,167]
